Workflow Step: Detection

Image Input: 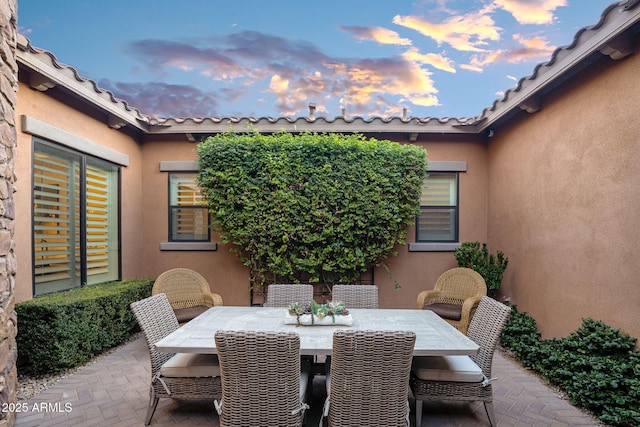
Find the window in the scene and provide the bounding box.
[416,172,458,242]
[33,140,120,295]
[168,173,210,242]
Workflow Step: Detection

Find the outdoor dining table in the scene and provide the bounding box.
[154,306,479,357]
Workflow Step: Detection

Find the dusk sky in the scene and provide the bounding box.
[18,0,614,119]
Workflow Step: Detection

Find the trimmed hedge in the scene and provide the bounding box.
[16,279,154,377]
[197,131,428,287]
[501,303,640,426]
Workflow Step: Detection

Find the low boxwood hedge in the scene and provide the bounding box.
[16,279,154,377]
[501,303,640,426]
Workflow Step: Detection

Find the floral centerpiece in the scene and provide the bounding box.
[285,300,353,326]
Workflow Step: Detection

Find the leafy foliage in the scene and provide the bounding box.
[197,131,427,286]
[16,279,154,376]
[499,303,542,362]
[501,305,640,426]
[454,241,508,293]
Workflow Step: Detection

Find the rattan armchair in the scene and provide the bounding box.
[331,284,379,308]
[214,330,310,427]
[130,293,221,425]
[264,283,314,307]
[152,268,223,323]
[321,330,416,427]
[416,267,487,334]
[411,296,511,427]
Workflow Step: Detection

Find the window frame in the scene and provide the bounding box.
[158,161,217,251]
[167,172,211,243]
[409,161,466,252]
[32,138,122,296]
[416,172,460,243]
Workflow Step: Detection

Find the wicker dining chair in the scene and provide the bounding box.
[411,296,511,427]
[331,284,379,308]
[321,330,416,427]
[416,267,487,334]
[130,293,221,425]
[214,330,310,427]
[152,268,223,323]
[264,283,314,307]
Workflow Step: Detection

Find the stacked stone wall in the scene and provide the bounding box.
[0,0,18,425]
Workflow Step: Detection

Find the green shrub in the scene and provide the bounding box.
[197,130,428,287]
[500,307,640,426]
[499,303,541,367]
[454,242,508,295]
[16,279,154,377]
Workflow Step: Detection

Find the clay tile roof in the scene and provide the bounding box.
[16,33,151,131]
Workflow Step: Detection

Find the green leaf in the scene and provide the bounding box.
[197,130,427,285]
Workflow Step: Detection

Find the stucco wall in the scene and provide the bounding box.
[487,38,640,341]
[139,136,251,306]
[139,134,488,309]
[374,137,488,308]
[14,82,145,301]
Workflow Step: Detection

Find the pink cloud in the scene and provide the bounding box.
[494,0,567,25]
[401,47,456,73]
[393,7,501,52]
[340,25,413,46]
[122,31,440,118]
[460,33,557,72]
[99,79,222,118]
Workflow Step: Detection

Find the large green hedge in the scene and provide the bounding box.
[197,131,427,286]
[16,279,154,377]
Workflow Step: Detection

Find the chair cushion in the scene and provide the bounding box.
[425,303,462,321]
[160,353,220,378]
[173,305,209,323]
[412,355,483,382]
[300,369,310,401]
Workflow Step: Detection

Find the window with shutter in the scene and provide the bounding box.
[85,159,119,285]
[416,172,458,242]
[33,140,120,295]
[168,173,210,242]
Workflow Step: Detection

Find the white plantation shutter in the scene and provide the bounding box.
[417,173,458,242]
[170,174,206,205]
[169,173,209,241]
[33,148,81,291]
[420,174,456,206]
[85,161,119,284]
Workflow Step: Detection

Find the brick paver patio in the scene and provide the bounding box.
[14,335,601,426]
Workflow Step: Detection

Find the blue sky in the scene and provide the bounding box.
[18,0,614,119]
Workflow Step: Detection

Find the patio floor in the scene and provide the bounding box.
[14,334,601,427]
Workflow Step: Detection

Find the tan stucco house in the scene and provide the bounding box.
[13,1,640,344]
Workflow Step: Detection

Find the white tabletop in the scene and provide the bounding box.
[155,306,479,356]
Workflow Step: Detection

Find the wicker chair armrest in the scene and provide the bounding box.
[203,292,224,307]
[417,290,442,309]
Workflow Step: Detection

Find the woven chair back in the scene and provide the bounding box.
[214,331,305,427]
[265,284,314,307]
[130,293,179,376]
[434,267,487,303]
[467,296,512,377]
[152,268,212,309]
[328,330,415,427]
[331,284,379,308]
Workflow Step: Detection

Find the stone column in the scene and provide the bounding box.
[0,0,18,426]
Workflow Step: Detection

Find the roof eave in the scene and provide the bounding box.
[477,1,640,132]
[16,34,151,133]
[146,116,484,138]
